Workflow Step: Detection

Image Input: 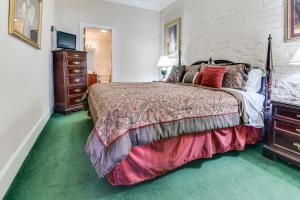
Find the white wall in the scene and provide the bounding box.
[161,0,300,83]
[55,0,161,82]
[0,0,55,198]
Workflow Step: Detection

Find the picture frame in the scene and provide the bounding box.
[8,0,43,49]
[164,18,181,57]
[285,0,300,42]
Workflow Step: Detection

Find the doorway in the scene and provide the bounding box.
[80,24,114,83]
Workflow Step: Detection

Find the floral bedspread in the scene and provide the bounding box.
[86,82,245,177]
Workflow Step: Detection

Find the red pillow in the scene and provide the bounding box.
[201,66,225,88]
[194,72,203,85]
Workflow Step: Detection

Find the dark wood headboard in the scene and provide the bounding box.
[180,35,273,130]
[178,35,273,106]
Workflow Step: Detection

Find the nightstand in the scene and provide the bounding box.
[87,73,98,88]
[263,101,300,167]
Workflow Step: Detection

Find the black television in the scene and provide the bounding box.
[57,31,76,50]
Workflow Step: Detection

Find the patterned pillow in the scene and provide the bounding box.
[182,71,200,84]
[201,63,250,90]
[222,64,250,90]
[185,65,202,73]
[166,65,186,83]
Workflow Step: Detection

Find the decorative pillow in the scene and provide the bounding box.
[201,66,225,88]
[182,71,198,84]
[166,65,186,83]
[185,65,201,73]
[221,64,249,90]
[245,68,263,92]
[194,72,203,85]
[201,63,251,90]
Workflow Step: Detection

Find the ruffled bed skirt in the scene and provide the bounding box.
[107,125,262,185]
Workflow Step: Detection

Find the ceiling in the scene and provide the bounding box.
[104,0,176,11]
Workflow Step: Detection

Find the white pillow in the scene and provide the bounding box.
[245,69,263,93]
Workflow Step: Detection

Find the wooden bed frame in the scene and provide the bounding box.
[263,34,274,134]
[106,35,274,185]
[182,35,274,132]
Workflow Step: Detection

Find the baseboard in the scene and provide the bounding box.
[0,108,53,199]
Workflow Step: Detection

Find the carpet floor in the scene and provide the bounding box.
[4,111,300,200]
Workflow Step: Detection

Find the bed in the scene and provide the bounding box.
[85,36,273,185]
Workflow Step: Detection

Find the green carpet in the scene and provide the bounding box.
[4,111,300,200]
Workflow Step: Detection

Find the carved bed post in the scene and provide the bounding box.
[264,34,273,134]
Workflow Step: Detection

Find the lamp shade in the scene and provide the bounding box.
[290,48,300,65]
[157,56,171,67]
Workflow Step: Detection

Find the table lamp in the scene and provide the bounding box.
[157,56,171,80]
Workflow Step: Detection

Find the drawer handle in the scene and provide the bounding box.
[74,54,79,58]
[73,61,81,65]
[296,129,300,134]
[73,69,81,73]
[293,142,300,151]
[75,99,82,103]
[74,78,80,83]
[74,89,81,93]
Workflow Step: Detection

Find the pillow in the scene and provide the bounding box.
[185,65,201,73]
[194,72,203,85]
[245,68,263,92]
[166,65,186,83]
[222,64,250,90]
[182,71,198,84]
[201,66,225,88]
[182,71,203,85]
[201,63,251,90]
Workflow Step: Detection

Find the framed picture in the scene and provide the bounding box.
[286,0,300,42]
[8,0,43,49]
[164,18,181,57]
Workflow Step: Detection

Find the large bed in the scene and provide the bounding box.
[85,36,273,185]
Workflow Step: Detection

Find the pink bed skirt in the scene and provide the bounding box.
[107,125,262,186]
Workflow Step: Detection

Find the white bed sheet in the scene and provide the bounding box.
[224,88,265,128]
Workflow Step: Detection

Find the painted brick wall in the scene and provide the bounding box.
[160,0,300,85]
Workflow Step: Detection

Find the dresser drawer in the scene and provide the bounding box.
[274,131,300,155]
[67,51,86,59]
[68,87,87,96]
[67,67,86,75]
[68,95,84,106]
[67,59,86,67]
[68,76,86,85]
[274,119,300,135]
[274,106,300,124]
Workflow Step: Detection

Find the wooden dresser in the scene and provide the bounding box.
[53,50,87,114]
[263,101,300,167]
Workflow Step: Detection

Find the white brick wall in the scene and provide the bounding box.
[160,0,300,84]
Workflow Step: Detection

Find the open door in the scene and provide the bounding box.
[84,27,112,83]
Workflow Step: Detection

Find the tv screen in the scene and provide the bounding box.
[57,31,76,50]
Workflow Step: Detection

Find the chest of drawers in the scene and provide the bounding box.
[53,50,87,114]
[263,101,300,167]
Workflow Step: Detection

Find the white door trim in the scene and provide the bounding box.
[79,23,116,82]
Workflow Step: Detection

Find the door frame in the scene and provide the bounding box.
[79,23,116,82]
